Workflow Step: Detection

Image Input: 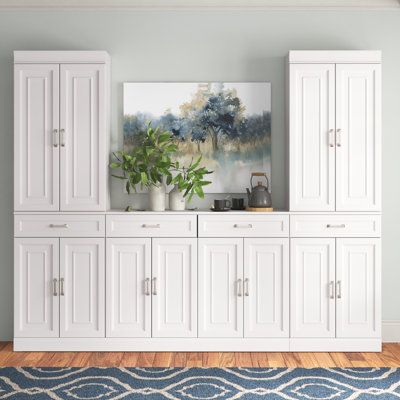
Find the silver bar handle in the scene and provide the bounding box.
[233,224,253,228]
[327,224,345,228]
[237,279,243,297]
[336,128,342,147]
[142,224,161,228]
[60,128,65,147]
[53,278,58,296]
[145,278,150,296]
[152,277,157,295]
[336,280,342,299]
[328,129,335,148]
[49,224,69,228]
[329,280,335,299]
[60,278,65,296]
[53,129,58,147]
[244,278,249,296]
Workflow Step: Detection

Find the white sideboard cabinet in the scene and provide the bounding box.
[15,236,105,338]
[14,51,381,352]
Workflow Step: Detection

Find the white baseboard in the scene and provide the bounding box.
[383,321,400,342]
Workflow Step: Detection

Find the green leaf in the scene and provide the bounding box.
[126,181,131,194]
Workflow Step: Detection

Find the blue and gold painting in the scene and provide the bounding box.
[123,82,271,193]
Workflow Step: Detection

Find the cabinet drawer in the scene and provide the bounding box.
[198,215,289,237]
[290,215,381,237]
[106,215,197,237]
[14,214,105,237]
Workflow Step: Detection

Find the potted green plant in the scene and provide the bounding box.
[110,124,177,211]
[168,157,212,210]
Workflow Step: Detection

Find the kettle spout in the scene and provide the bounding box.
[246,188,251,200]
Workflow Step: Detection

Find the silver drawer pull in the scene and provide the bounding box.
[60,128,65,147]
[328,128,335,148]
[49,224,69,228]
[336,280,342,299]
[53,129,58,147]
[336,128,342,147]
[142,224,160,228]
[145,278,150,296]
[329,280,335,299]
[244,278,250,296]
[53,278,58,296]
[233,224,253,228]
[237,279,243,297]
[326,224,345,228]
[60,278,65,296]
[152,277,157,295]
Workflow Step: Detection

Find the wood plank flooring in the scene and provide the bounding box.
[1,342,400,367]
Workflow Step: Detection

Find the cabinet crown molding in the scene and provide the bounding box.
[288,50,382,64]
[14,51,110,64]
[1,0,400,9]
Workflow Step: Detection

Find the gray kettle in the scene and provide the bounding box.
[246,172,272,208]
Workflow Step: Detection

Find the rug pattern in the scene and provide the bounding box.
[0,367,399,399]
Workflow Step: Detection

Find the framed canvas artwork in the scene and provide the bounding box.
[123,82,271,193]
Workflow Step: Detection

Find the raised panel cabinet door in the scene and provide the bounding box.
[244,238,289,338]
[336,64,381,211]
[60,238,105,337]
[336,238,381,338]
[14,238,59,337]
[198,238,243,338]
[152,238,197,337]
[289,64,335,211]
[14,64,59,211]
[60,64,107,211]
[290,238,335,338]
[106,238,151,337]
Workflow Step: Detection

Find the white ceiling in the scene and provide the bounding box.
[0,0,399,9]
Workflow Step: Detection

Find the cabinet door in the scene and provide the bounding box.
[14,238,59,337]
[336,64,381,211]
[14,64,59,211]
[60,64,107,211]
[198,238,243,337]
[152,238,197,337]
[289,64,335,211]
[336,238,381,338]
[244,238,289,337]
[60,238,105,337]
[290,238,335,338]
[106,238,151,337]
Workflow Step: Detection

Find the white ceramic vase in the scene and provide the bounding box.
[169,185,186,211]
[148,183,166,211]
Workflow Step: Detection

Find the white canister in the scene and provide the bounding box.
[148,183,166,211]
[169,185,186,211]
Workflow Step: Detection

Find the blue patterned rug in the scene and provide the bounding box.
[0,367,399,399]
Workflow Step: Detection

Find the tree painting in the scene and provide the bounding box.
[123,82,271,193]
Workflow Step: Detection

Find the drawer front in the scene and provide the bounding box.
[198,215,289,237]
[106,215,197,237]
[290,215,381,237]
[14,215,105,237]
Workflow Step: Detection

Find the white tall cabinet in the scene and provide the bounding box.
[14,50,381,352]
[14,52,110,342]
[288,51,382,351]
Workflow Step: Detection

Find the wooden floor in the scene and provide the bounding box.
[1,342,400,367]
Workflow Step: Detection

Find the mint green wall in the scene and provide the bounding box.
[0,10,399,340]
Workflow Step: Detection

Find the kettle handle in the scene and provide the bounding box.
[250,172,270,190]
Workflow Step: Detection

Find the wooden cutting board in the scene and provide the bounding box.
[246,207,274,212]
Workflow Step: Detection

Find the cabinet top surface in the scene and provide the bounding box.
[14,51,110,64]
[288,50,381,64]
[13,210,382,215]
